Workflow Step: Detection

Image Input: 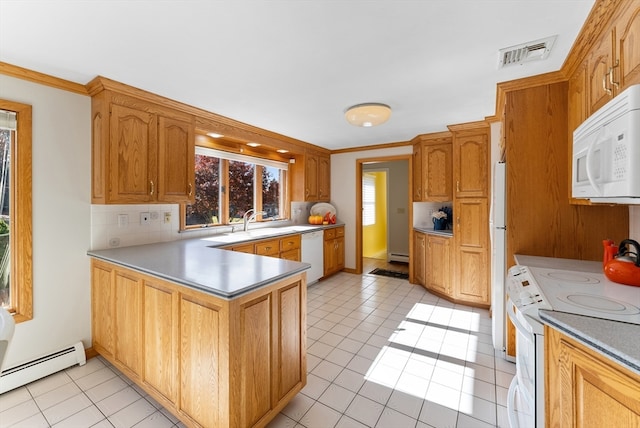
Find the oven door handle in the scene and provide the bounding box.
[506,300,534,343]
[507,376,520,428]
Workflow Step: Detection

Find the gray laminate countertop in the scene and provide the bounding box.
[539,310,640,376]
[413,227,453,237]
[88,236,310,300]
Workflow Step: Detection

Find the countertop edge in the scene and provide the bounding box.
[89,253,310,300]
[413,227,453,237]
[539,310,640,376]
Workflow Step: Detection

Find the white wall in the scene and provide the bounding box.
[330,146,412,269]
[0,75,92,368]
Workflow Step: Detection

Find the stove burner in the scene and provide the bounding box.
[556,292,640,315]
[541,271,600,284]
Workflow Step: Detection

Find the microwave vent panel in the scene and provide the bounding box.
[498,35,557,68]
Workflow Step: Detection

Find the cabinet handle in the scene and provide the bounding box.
[150,180,155,196]
[265,246,272,251]
[609,59,620,89]
[456,181,460,192]
[305,188,309,197]
[188,183,193,196]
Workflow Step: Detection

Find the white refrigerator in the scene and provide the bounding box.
[490,161,508,358]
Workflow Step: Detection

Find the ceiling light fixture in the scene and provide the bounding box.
[207,132,223,138]
[344,103,392,127]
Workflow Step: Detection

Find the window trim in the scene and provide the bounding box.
[181,148,289,231]
[0,99,33,323]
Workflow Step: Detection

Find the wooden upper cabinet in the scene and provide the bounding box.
[450,123,489,198]
[616,2,640,90]
[318,154,330,201]
[291,150,331,202]
[412,143,422,201]
[412,132,452,202]
[586,1,640,112]
[90,84,195,204]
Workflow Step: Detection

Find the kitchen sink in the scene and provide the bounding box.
[203,225,320,244]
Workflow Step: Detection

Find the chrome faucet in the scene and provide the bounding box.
[242,209,266,232]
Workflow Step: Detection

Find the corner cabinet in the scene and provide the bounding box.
[412,231,426,285]
[91,258,306,428]
[545,326,640,427]
[412,132,453,202]
[89,78,195,204]
[323,226,345,277]
[412,231,452,297]
[291,150,331,202]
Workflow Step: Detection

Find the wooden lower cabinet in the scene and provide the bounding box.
[323,226,345,277]
[225,234,301,261]
[425,234,451,296]
[91,259,306,428]
[545,326,640,427]
[412,231,426,285]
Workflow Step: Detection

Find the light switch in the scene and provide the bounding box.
[117,214,128,228]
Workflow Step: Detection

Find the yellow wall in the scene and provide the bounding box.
[363,171,387,259]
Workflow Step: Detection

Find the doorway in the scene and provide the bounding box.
[356,156,411,275]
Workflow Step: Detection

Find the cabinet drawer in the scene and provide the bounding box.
[335,227,344,238]
[255,239,280,256]
[230,243,254,254]
[324,229,336,240]
[280,248,300,261]
[280,235,301,252]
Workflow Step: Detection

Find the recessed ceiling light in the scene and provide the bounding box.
[247,142,261,147]
[345,103,392,127]
[207,132,223,138]
[277,149,289,153]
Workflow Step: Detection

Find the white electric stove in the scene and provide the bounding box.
[505,261,640,428]
[508,264,640,326]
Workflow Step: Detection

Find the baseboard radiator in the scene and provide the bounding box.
[388,252,409,263]
[0,342,86,394]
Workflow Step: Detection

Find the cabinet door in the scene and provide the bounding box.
[424,143,452,202]
[275,281,305,401]
[318,155,331,201]
[109,104,157,203]
[324,238,336,276]
[546,328,640,427]
[412,144,423,201]
[305,154,319,201]
[426,235,450,295]
[114,270,143,377]
[453,130,488,198]
[335,237,345,271]
[589,27,615,112]
[616,2,640,91]
[157,115,195,203]
[453,198,489,305]
[568,61,589,134]
[143,281,178,403]
[92,261,115,357]
[413,232,426,285]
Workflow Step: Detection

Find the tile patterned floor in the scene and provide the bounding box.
[0,260,515,428]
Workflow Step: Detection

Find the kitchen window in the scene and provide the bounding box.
[0,102,33,322]
[183,147,287,229]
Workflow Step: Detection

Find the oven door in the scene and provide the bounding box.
[506,302,536,428]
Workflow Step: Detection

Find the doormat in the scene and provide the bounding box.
[369,268,409,280]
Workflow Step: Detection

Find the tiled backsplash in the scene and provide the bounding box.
[91,201,320,250]
[413,201,453,229]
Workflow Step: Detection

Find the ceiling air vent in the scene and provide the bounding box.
[498,35,557,68]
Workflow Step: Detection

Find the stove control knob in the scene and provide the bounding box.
[519,291,534,305]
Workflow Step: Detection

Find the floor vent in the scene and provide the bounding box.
[498,35,557,68]
[0,342,86,394]
[388,253,409,263]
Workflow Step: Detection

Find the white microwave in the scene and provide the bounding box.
[572,84,640,204]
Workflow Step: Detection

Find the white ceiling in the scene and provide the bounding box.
[0,0,595,150]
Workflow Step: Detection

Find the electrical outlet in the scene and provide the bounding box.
[117,214,128,228]
[150,211,159,221]
[164,212,172,224]
[140,212,150,225]
[109,237,120,247]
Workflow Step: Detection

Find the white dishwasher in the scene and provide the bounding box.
[301,231,324,285]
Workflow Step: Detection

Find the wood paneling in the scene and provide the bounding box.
[505,82,629,265]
